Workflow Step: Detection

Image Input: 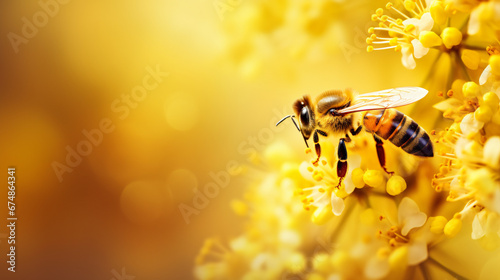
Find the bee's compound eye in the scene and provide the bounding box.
[300,107,310,126]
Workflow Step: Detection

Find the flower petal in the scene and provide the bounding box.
[411,39,429,59]
[472,213,486,240]
[417,13,434,32]
[344,154,361,195]
[433,98,463,112]
[365,256,390,279]
[311,188,329,208]
[480,65,492,85]
[407,241,428,265]
[398,197,427,236]
[401,46,416,70]
[299,162,314,181]
[331,193,345,216]
[468,5,481,35]
[460,113,484,136]
[402,18,420,29]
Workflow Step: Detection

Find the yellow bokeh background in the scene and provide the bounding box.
[0,0,433,279]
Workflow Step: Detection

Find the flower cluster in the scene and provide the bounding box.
[194,1,500,279]
[219,0,357,77]
[194,143,313,279]
[433,53,500,249]
[366,0,499,70]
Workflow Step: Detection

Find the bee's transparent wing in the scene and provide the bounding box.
[336,87,428,115]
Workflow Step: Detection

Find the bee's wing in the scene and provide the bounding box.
[336,87,428,115]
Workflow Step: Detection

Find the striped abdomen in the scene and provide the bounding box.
[363,109,433,157]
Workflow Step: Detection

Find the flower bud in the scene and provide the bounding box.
[363,170,385,188]
[386,175,407,196]
[444,216,462,238]
[441,27,462,49]
[419,31,442,48]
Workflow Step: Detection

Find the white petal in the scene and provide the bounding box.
[401,46,416,70]
[480,65,492,85]
[411,39,429,59]
[417,13,434,32]
[401,212,427,236]
[398,197,427,236]
[299,162,314,181]
[472,213,486,240]
[468,7,481,35]
[454,138,469,159]
[450,176,460,190]
[311,188,329,208]
[344,172,356,194]
[402,18,420,28]
[345,154,362,194]
[433,98,463,112]
[408,241,428,265]
[364,256,390,279]
[331,193,345,216]
[344,176,355,194]
[460,113,484,136]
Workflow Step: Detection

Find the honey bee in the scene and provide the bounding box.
[277,87,433,187]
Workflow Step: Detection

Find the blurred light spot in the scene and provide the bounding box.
[88,118,167,185]
[166,169,198,203]
[0,108,63,187]
[165,94,199,131]
[120,181,165,224]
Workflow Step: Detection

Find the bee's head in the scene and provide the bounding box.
[275,96,315,148]
[293,96,315,141]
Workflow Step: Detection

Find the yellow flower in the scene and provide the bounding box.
[480,54,500,94]
[297,150,362,217]
[367,0,495,72]
[468,1,500,36]
[367,2,436,69]
[219,0,357,77]
[445,0,483,14]
[195,1,500,278]
[433,53,500,249]
[334,197,433,279]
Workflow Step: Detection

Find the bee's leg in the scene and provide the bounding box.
[336,138,348,188]
[312,130,327,165]
[373,135,394,175]
[350,125,363,136]
[344,134,352,143]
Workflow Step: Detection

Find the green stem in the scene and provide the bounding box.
[427,257,469,280]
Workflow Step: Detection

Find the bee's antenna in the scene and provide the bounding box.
[276,115,309,148]
[300,133,309,148]
[276,115,292,126]
[290,116,301,132]
[276,115,300,132]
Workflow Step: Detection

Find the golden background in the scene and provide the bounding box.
[0,1,432,279]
